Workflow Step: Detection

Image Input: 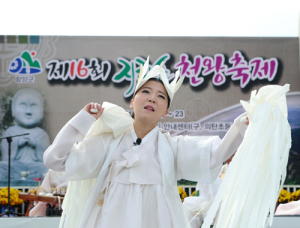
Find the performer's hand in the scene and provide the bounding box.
[84,102,104,119]
[240,116,250,125]
[245,117,249,125]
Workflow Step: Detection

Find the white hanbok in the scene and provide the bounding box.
[44,104,246,228]
[94,126,173,227]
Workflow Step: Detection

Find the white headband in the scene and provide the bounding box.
[134,56,184,106]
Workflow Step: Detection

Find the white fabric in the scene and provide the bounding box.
[86,102,133,139]
[39,169,68,194]
[97,183,171,228]
[95,126,171,227]
[184,178,222,228]
[134,57,184,105]
[218,163,228,179]
[43,102,246,228]
[105,126,162,185]
[275,200,300,215]
[183,164,227,228]
[202,84,292,228]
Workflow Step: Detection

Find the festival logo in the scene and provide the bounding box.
[46,52,279,97]
[9,51,42,75]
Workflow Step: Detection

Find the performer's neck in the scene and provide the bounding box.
[133,120,157,139]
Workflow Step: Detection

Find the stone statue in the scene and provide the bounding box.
[0,88,49,180]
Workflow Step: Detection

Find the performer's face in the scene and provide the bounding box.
[130,80,169,125]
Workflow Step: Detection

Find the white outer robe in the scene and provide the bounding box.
[44,109,246,228]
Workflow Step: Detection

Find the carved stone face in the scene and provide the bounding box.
[12,89,44,128]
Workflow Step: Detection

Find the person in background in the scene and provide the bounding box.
[29,169,68,217]
[183,153,236,228]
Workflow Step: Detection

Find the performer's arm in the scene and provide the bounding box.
[209,113,248,169]
[43,103,107,180]
[167,113,247,183]
[43,109,97,171]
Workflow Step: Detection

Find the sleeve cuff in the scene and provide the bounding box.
[233,112,248,138]
[68,109,96,136]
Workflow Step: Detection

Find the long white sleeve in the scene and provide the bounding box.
[210,113,247,169]
[43,110,96,172]
[43,109,116,181]
[165,113,247,184]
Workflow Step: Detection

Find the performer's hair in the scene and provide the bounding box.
[131,78,170,119]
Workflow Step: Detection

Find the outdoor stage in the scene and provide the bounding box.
[1,216,299,228]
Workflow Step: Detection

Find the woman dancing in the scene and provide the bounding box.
[44,58,248,228]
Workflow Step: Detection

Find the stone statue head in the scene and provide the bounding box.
[12,88,44,128]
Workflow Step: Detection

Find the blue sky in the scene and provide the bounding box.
[1,0,299,37]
